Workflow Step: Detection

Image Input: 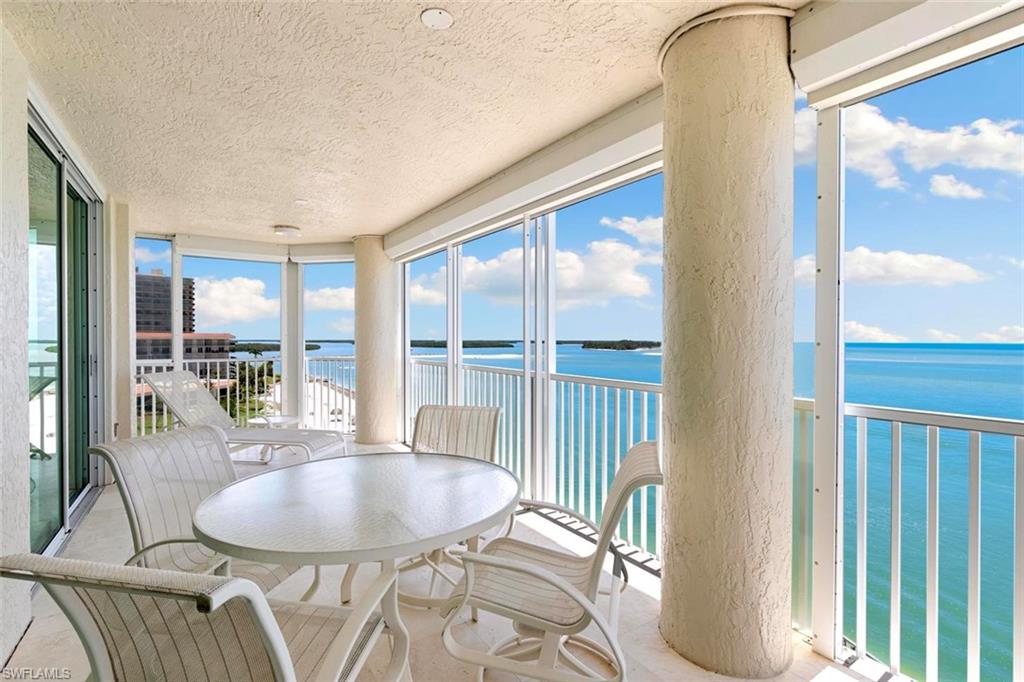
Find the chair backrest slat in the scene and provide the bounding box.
[411,405,500,462]
[0,553,292,682]
[143,370,237,429]
[589,441,663,597]
[90,427,237,567]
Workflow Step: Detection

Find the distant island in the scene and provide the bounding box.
[558,340,661,351]
[232,341,321,354]
[411,340,515,349]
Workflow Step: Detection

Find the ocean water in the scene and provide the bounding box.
[293,340,1023,679]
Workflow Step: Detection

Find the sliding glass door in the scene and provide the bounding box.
[66,185,91,503]
[28,130,63,552]
[28,117,103,553]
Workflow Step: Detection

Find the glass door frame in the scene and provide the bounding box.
[28,104,106,554]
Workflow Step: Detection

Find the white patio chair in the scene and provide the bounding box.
[143,370,346,463]
[0,552,394,682]
[339,404,501,607]
[440,440,662,682]
[91,426,303,596]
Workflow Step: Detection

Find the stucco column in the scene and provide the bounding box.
[659,8,795,678]
[354,235,401,444]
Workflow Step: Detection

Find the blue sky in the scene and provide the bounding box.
[136,46,1023,344]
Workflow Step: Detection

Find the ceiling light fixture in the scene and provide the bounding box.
[273,224,301,238]
[420,8,453,30]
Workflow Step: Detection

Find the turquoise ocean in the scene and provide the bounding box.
[275,340,1023,680]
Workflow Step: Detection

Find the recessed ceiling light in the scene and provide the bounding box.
[420,8,453,30]
[273,225,301,238]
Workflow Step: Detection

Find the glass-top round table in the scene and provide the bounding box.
[192,452,521,681]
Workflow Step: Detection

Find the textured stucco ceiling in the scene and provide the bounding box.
[3,1,800,244]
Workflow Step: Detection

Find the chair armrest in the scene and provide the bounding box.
[513,500,630,587]
[125,538,226,572]
[445,552,626,682]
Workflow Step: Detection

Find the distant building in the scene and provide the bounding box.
[136,332,235,361]
[135,269,233,360]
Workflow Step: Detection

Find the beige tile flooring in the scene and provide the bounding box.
[6,441,866,682]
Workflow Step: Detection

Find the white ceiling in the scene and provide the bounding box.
[3,1,799,244]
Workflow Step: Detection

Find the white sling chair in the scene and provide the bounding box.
[441,440,662,682]
[339,404,501,607]
[0,553,396,682]
[143,370,346,463]
[91,426,303,596]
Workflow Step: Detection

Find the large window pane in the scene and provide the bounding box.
[133,237,174,360]
[551,174,663,382]
[548,173,663,552]
[184,256,282,424]
[28,130,62,552]
[406,250,448,434]
[303,262,355,430]
[840,47,1023,680]
[457,224,525,474]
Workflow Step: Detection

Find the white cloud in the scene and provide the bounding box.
[600,216,663,245]
[194,277,279,327]
[794,254,816,285]
[794,107,816,166]
[409,238,661,310]
[977,325,1024,343]
[926,328,961,342]
[929,174,984,199]
[330,317,354,334]
[135,245,170,264]
[794,103,1024,189]
[795,87,807,102]
[305,286,354,311]
[409,268,447,305]
[1002,256,1024,269]
[794,246,987,286]
[845,320,908,343]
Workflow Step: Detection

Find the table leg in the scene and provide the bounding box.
[379,559,412,682]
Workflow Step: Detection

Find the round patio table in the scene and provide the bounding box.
[193,452,521,681]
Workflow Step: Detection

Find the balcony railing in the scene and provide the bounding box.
[134,357,283,435]
[132,355,1023,678]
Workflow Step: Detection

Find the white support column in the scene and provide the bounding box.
[107,201,135,440]
[354,235,401,444]
[280,260,304,421]
[659,7,795,678]
[0,24,32,662]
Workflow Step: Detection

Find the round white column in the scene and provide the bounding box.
[354,235,401,444]
[659,9,794,678]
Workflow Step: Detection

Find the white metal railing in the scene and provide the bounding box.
[461,363,527,481]
[552,372,662,558]
[304,355,355,433]
[844,403,1024,682]
[409,357,1023,679]
[134,357,282,435]
[407,358,447,437]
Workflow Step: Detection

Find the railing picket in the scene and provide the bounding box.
[1016,436,1024,682]
[890,421,902,674]
[589,384,597,521]
[926,425,940,682]
[857,416,868,657]
[967,430,981,682]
